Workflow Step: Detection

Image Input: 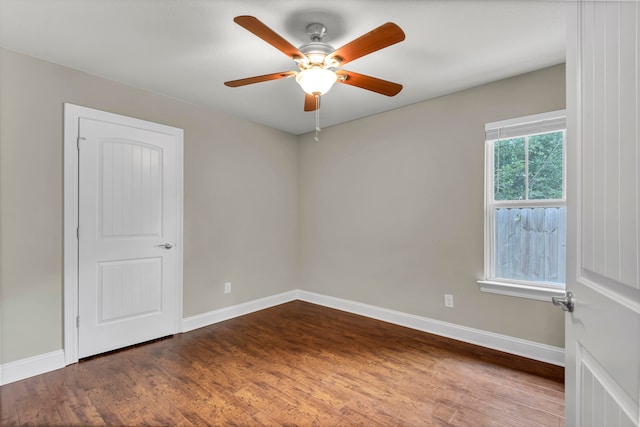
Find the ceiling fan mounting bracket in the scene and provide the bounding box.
[305,23,327,42]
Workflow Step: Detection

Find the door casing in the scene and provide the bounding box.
[64,103,184,364]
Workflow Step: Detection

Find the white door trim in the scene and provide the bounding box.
[63,104,184,364]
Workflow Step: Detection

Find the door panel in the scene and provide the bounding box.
[579,347,636,427]
[566,1,640,425]
[98,258,163,322]
[100,140,163,237]
[78,117,179,358]
[571,280,639,424]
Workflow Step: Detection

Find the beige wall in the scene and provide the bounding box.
[0,49,299,363]
[0,47,565,364]
[298,64,566,348]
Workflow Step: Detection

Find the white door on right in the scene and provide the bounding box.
[566,1,639,426]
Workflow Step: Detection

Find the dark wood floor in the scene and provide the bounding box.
[1,300,565,426]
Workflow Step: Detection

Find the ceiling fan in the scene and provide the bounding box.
[224,16,405,112]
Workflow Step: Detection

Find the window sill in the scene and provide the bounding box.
[476,280,565,302]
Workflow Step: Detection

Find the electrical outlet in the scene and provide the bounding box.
[444,294,454,308]
[224,282,232,294]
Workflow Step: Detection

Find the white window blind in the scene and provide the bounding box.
[485,110,566,141]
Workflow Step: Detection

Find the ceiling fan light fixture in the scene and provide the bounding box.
[296,67,337,96]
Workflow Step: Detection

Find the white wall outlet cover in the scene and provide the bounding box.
[444,294,454,308]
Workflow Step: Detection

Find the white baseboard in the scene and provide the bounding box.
[2,289,564,385]
[0,350,66,386]
[297,290,565,366]
[181,290,299,332]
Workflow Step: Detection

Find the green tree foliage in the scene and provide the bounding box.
[494,137,525,200]
[494,131,563,201]
[528,132,563,199]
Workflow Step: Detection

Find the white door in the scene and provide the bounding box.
[78,115,182,358]
[565,1,639,425]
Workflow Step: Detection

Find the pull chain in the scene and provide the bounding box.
[314,94,321,142]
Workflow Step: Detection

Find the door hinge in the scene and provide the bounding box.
[76,316,79,328]
[76,227,79,239]
[77,136,86,149]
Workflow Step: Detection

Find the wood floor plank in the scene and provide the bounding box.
[460,393,564,427]
[0,300,564,426]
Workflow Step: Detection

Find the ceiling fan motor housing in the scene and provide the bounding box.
[299,42,335,67]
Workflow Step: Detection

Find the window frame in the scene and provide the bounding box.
[478,110,567,302]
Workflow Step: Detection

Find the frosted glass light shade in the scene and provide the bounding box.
[296,68,337,95]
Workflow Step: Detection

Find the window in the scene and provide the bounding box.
[478,110,566,301]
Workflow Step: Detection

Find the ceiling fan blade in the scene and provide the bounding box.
[335,70,403,96]
[327,22,405,66]
[234,16,305,60]
[304,93,319,112]
[224,71,296,87]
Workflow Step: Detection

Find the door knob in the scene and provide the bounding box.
[155,243,174,249]
[552,291,574,312]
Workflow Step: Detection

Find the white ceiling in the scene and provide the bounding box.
[0,0,566,135]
